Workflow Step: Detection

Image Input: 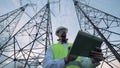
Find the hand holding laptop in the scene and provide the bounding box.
[90,47,104,63]
[68,30,104,63]
[69,30,103,57]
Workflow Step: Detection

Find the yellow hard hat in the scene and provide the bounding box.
[55,26,68,36]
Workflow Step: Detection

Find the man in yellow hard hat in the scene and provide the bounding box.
[42,26,103,68]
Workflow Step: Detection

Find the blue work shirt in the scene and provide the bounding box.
[42,43,96,68]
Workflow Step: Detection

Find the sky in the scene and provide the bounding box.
[0,0,120,68]
[0,0,120,42]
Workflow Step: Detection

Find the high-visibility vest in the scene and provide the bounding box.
[51,42,81,68]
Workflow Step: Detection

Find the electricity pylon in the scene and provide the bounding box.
[0,2,53,68]
[73,0,120,68]
[0,4,28,68]
[0,4,28,47]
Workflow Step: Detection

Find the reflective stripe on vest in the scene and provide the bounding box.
[51,42,81,68]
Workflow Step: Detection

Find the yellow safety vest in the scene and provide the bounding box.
[51,42,81,68]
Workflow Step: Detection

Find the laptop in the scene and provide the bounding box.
[68,30,103,57]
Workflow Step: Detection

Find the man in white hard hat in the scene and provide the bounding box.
[55,26,68,43]
[43,26,103,68]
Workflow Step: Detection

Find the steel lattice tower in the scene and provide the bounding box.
[0,4,28,68]
[0,4,28,47]
[0,2,53,68]
[73,0,120,68]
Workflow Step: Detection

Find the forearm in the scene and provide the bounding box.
[43,58,65,68]
[81,57,96,68]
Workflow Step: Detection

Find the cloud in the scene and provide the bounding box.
[11,0,20,7]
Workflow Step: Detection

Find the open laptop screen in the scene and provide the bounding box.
[69,30,103,57]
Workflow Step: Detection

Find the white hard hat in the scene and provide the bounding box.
[55,26,68,36]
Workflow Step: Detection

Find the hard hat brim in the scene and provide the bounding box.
[56,26,68,36]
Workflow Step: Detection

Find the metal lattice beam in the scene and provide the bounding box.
[0,4,28,47]
[0,2,53,68]
[73,0,120,68]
